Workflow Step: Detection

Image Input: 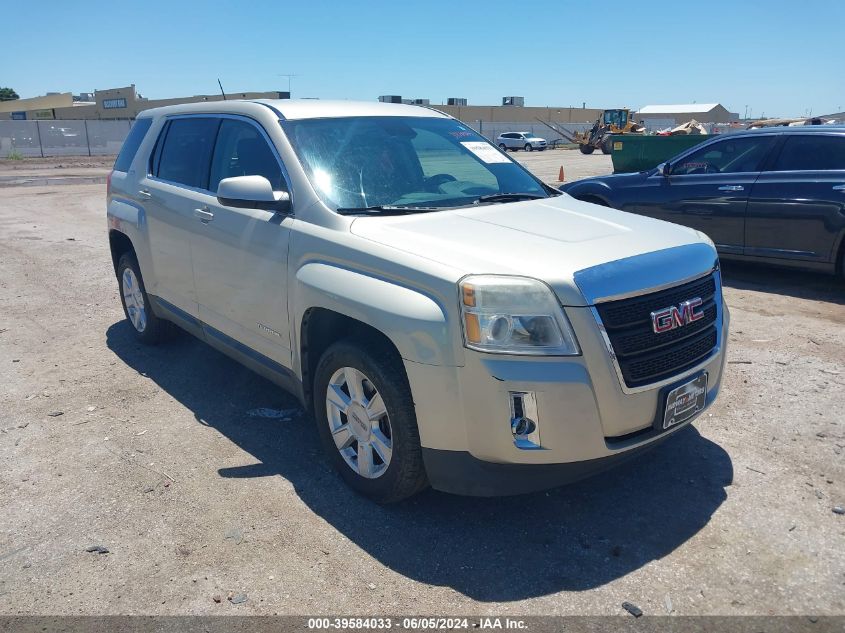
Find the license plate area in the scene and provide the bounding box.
[662,373,708,430]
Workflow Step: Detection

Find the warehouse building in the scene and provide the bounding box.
[0,85,289,120]
[437,103,602,125]
[634,103,737,128]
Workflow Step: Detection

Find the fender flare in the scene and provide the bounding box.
[107,196,153,276]
[565,182,614,207]
[294,263,456,367]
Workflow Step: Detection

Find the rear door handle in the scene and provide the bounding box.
[194,208,214,223]
[138,189,152,199]
[718,185,744,192]
[833,184,845,191]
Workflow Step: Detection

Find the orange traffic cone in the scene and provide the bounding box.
[558,166,565,182]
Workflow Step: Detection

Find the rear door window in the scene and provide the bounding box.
[769,135,845,171]
[672,136,775,175]
[155,117,220,189]
[208,119,285,192]
[114,118,152,172]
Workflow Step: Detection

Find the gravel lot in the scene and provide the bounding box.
[0,155,843,616]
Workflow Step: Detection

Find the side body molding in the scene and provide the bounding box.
[294,263,453,366]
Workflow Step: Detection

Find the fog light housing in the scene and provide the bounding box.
[509,391,542,450]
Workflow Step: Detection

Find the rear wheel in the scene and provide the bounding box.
[579,144,595,155]
[601,138,613,154]
[498,143,508,152]
[313,339,428,503]
[117,252,177,344]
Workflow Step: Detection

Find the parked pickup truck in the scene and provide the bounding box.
[107,100,729,502]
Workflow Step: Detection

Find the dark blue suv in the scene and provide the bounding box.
[560,127,845,277]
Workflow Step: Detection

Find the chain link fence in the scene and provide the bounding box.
[0,119,133,158]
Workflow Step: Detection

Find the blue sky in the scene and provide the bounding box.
[5,0,844,117]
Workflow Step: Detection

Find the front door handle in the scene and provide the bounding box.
[833,184,845,192]
[194,208,214,223]
[138,189,152,199]
[718,185,744,192]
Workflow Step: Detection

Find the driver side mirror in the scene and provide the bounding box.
[217,175,291,213]
[661,162,671,177]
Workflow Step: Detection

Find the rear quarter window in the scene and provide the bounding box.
[771,135,845,171]
[114,118,153,172]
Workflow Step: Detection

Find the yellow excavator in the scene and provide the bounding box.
[538,109,645,154]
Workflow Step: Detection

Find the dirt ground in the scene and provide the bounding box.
[0,161,843,615]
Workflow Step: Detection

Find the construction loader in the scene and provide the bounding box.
[537,109,645,155]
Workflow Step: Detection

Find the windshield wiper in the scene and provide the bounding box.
[472,192,546,205]
[336,205,443,216]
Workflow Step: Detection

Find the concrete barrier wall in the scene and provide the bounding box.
[0,119,132,157]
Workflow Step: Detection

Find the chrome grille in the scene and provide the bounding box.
[595,273,720,389]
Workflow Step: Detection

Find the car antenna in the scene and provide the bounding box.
[217,79,227,101]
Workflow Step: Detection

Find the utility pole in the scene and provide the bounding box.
[277,74,298,96]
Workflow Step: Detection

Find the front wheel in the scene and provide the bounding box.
[579,144,595,155]
[313,339,428,503]
[524,143,533,152]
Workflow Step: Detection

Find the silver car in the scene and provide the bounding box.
[497,131,547,151]
[107,100,727,502]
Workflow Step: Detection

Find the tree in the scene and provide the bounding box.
[0,87,20,101]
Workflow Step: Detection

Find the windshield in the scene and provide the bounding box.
[280,116,548,211]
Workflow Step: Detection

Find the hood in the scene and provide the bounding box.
[350,195,717,306]
[559,170,647,192]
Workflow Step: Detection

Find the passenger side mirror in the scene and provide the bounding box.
[661,162,671,177]
[217,175,291,213]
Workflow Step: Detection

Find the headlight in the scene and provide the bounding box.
[459,275,580,355]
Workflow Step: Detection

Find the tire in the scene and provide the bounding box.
[313,339,428,503]
[839,243,845,281]
[601,138,613,154]
[524,143,533,152]
[116,252,177,344]
[579,144,595,155]
[498,143,508,152]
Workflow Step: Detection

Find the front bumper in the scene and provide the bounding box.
[421,431,675,496]
[404,302,729,496]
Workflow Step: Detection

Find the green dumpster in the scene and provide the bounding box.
[609,134,710,173]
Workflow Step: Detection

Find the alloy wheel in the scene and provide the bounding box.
[122,268,147,333]
[325,366,393,478]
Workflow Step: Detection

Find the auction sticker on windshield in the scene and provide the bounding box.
[461,142,511,164]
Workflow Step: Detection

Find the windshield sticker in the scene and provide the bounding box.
[461,142,511,164]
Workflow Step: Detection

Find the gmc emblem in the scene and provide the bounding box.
[651,297,704,333]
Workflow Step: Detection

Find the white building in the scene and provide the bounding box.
[634,103,737,128]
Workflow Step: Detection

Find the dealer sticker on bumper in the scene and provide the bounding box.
[663,373,708,430]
